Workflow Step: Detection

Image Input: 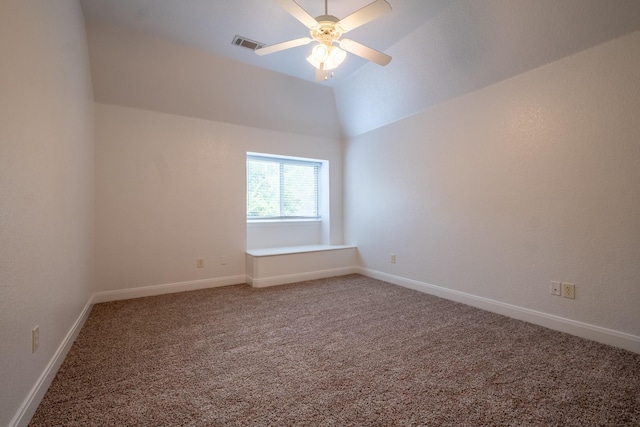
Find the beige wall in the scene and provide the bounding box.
[95,103,343,293]
[86,22,342,139]
[0,1,95,425]
[345,32,640,341]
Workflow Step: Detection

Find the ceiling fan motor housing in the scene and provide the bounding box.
[311,16,342,44]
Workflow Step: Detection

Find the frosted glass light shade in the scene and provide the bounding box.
[306,54,322,69]
[311,44,329,63]
[306,44,346,71]
[325,46,346,70]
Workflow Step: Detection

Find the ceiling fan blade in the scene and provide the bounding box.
[340,39,391,66]
[274,0,319,29]
[255,37,313,56]
[337,0,392,33]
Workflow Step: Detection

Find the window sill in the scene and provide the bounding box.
[246,244,356,257]
[247,218,321,225]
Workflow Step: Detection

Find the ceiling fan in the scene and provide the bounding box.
[256,0,392,81]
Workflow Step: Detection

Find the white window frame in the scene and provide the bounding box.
[246,152,322,222]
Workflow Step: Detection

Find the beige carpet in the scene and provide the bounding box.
[30,274,639,426]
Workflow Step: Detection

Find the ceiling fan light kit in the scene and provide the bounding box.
[256,0,392,81]
[307,44,346,71]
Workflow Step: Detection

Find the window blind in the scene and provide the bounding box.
[247,155,320,219]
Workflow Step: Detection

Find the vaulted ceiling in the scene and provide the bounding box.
[80,0,640,138]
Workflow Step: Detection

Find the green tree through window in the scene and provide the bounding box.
[247,154,320,219]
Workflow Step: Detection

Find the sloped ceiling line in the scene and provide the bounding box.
[81,0,640,139]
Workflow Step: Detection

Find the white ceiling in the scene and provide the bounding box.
[80,0,640,137]
[80,0,448,86]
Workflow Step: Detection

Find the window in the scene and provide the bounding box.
[247,153,321,220]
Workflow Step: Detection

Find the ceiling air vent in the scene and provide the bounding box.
[231,35,264,51]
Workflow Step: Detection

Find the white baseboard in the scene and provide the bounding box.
[12,268,638,427]
[358,267,640,354]
[92,275,247,304]
[12,275,245,426]
[10,298,93,427]
[248,266,359,288]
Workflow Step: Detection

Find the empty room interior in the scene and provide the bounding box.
[2,0,640,425]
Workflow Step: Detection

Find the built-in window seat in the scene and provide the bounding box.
[245,245,358,288]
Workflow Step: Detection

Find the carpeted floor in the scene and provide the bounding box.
[30,274,640,426]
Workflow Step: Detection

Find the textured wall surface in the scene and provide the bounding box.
[87,22,342,139]
[0,1,95,425]
[247,221,323,250]
[95,104,343,293]
[335,0,640,137]
[344,31,640,337]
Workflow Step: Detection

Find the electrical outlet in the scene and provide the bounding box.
[390,254,396,264]
[220,255,228,265]
[32,326,39,353]
[562,282,575,299]
[550,281,561,296]
[196,258,204,268]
